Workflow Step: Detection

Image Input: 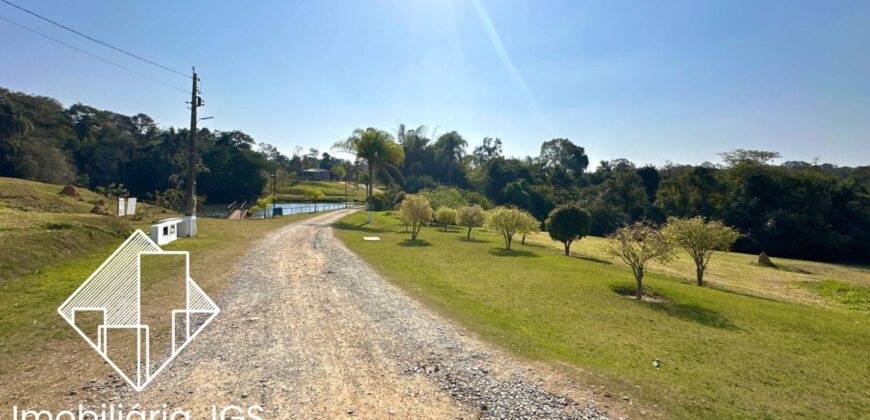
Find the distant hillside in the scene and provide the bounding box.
[274,180,369,202]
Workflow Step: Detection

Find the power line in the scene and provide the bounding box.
[0,0,189,78]
[0,14,189,94]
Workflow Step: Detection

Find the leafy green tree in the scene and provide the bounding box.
[398,194,433,240]
[539,138,589,183]
[635,165,660,203]
[421,186,467,210]
[545,205,591,256]
[334,128,405,222]
[0,98,33,140]
[604,222,674,299]
[472,137,503,164]
[435,207,457,231]
[457,205,485,240]
[434,131,467,185]
[332,164,348,201]
[199,135,268,203]
[518,209,540,245]
[719,149,781,166]
[485,206,537,250]
[663,217,739,286]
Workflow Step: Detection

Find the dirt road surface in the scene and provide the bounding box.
[90,209,610,419]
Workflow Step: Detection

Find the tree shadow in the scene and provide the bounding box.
[610,284,738,330]
[332,221,388,234]
[434,227,460,234]
[399,239,432,247]
[570,254,613,265]
[647,301,738,330]
[488,248,539,258]
[458,236,492,244]
[520,241,548,249]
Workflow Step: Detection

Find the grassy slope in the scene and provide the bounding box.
[0,178,321,381]
[334,211,870,419]
[0,177,135,283]
[275,180,368,202]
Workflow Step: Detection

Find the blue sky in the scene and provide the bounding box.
[1,0,868,167]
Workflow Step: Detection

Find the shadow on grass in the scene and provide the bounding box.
[458,236,492,244]
[521,241,548,249]
[399,239,432,247]
[489,248,539,258]
[332,221,388,234]
[649,301,738,330]
[610,284,738,330]
[570,254,613,265]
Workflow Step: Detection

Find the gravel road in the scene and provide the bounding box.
[100,209,609,419]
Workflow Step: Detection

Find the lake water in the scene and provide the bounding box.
[201,202,356,218]
[253,202,353,218]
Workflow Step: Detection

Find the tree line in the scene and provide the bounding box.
[339,126,869,264]
[0,87,354,210]
[1,87,867,263]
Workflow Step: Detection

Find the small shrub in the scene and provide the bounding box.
[485,206,538,250]
[398,194,433,240]
[604,222,673,300]
[435,207,458,231]
[457,205,485,239]
[662,216,739,286]
[370,191,392,211]
[545,204,591,256]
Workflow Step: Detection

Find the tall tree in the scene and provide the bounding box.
[434,131,467,185]
[539,138,589,182]
[333,128,404,222]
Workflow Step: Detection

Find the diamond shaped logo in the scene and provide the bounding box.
[58,230,219,391]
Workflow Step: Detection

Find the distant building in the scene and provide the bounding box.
[299,168,331,181]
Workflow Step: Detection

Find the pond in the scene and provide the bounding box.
[252,202,353,218]
[201,201,358,218]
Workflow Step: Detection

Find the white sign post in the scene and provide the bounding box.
[126,197,137,216]
[117,198,126,216]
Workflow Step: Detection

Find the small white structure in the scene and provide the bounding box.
[117,198,126,216]
[125,198,137,216]
[179,215,197,237]
[150,218,182,245]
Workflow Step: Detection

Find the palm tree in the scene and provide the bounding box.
[333,128,404,222]
[398,124,433,176]
[434,131,467,185]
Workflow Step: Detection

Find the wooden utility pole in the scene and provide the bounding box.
[182,67,203,237]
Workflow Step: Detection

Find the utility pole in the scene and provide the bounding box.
[271,170,277,218]
[181,67,203,237]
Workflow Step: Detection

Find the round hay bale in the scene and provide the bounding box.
[90,204,107,215]
[757,252,775,267]
[59,185,80,198]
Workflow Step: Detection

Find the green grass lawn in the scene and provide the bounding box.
[522,232,870,308]
[334,211,870,419]
[274,180,368,202]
